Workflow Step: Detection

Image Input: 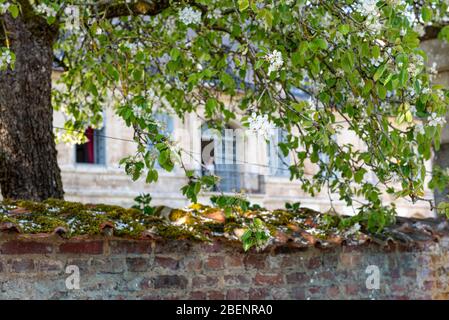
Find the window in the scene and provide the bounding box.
[267,128,290,177]
[75,127,106,165]
[201,123,241,192]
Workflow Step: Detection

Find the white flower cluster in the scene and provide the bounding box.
[122,42,141,56]
[0,2,10,14]
[0,49,13,70]
[357,0,383,34]
[247,113,276,139]
[132,105,146,118]
[347,92,364,106]
[428,112,446,127]
[414,123,425,135]
[207,8,222,20]
[265,50,283,75]
[407,53,424,77]
[429,62,438,81]
[36,3,57,18]
[179,6,202,25]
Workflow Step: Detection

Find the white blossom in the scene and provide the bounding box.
[421,87,431,95]
[0,49,13,70]
[407,53,424,77]
[36,3,57,18]
[358,0,383,34]
[247,113,276,139]
[347,93,364,106]
[428,113,446,127]
[179,6,202,25]
[207,9,222,20]
[358,0,378,15]
[370,56,384,67]
[0,2,10,14]
[415,123,425,135]
[265,50,284,75]
[365,17,383,34]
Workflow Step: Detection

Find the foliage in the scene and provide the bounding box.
[241,218,272,251]
[132,193,155,215]
[2,0,449,225]
[210,194,263,217]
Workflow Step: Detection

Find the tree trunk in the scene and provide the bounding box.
[0,14,63,201]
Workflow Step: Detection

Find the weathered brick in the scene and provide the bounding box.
[38,259,63,273]
[345,284,359,296]
[154,256,180,270]
[254,273,284,285]
[271,287,290,299]
[316,271,335,281]
[326,285,340,299]
[281,255,300,268]
[249,288,270,300]
[190,291,207,299]
[92,258,125,274]
[243,254,266,269]
[204,255,224,270]
[306,256,321,269]
[226,288,248,300]
[10,259,35,273]
[291,287,306,300]
[192,275,219,288]
[308,286,322,295]
[207,291,225,299]
[1,241,52,254]
[66,258,91,272]
[224,255,243,268]
[152,275,188,289]
[126,257,149,272]
[199,241,224,253]
[185,259,202,271]
[154,240,191,254]
[223,274,251,286]
[109,240,152,255]
[338,252,361,269]
[59,241,103,254]
[286,272,307,284]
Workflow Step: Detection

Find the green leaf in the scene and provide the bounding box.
[338,24,350,35]
[354,168,366,183]
[8,4,19,18]
[238,0,250,11]
[373,63,387,82]
[106,64,120,82]
[205,98,217,116]
[220,72,235,89]
[422,7,433,22]
[313,38,328,50]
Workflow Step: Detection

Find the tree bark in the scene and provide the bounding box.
[0,14,63,200]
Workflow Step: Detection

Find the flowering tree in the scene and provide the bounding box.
[1,0,449,224]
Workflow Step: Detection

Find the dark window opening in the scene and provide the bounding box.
[75,127,106,165]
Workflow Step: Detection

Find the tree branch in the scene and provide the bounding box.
[95,0,174,19]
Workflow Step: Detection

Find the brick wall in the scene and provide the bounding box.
[0,235,448,299]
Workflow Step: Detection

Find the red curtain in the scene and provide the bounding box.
[85,127,95,163]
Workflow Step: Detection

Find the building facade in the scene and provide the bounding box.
[4,43,448,219]
[52,98,434,218]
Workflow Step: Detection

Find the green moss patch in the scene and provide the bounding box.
[0,198,368,248]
